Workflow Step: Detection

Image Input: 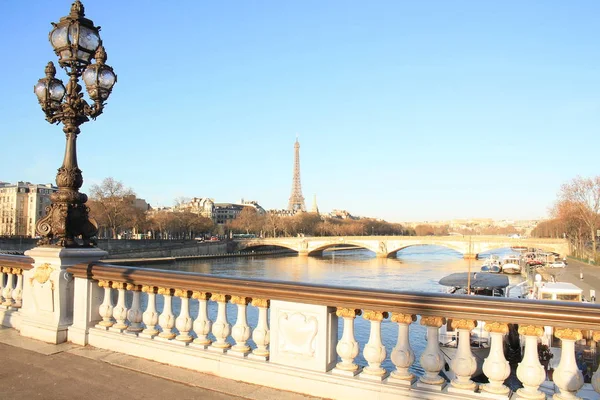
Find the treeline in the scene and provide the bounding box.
[531,176,600,262]
[227,208,415,237]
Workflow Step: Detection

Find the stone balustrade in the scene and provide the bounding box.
[59,261,600,399]
[1,255,600,399]
[0,255,33,329]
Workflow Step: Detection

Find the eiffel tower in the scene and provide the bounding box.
[287,138,306,212]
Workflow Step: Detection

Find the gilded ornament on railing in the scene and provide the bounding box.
[111,282,126,290]
[98,280,111,288]
[451,319,477,331]
[192,291,211,300]
[10,267,23,276]
[125,283,141,292]
[362,310,389,321]
[518,325,544,337]
[1,266,11,273]
[390,313,416,324]
[555,328,583,341]
[593,331,600,342]
[29,263,54,285]
[141,285,157,294]
[174,289,191,298]
[420,315,446,328]
[231,295,251,305]
[157,287,174,296]
[251,298,270,308]
[483,321,509,334]
[336,308,361,319]
[211,293,231,303]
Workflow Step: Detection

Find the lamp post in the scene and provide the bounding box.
[33,1,116,247]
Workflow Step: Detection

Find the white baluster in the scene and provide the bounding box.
[333,308,362,376]
[552,328,584,400]
[389,313,417,384]
[175,289,193,343]
[417,316,447,390]
[0,268,5,303]
[481,322,511,395]
[209,293,231,352]
[111,282,128,331]
[250,298,270,360]
[361,310,389,380]
[449,319,478,391]
[516,325,546,400]
[141,286,159,337]
[11,268,23,308]
[230,295,251,355]
[593,332,600,394]
[2,271,14,307]
[192,291,212,347]
[97,280,114,327]
[126,284,143,333]
[157,287,176,339]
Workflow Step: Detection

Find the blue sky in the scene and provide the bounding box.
[1,1,599,222]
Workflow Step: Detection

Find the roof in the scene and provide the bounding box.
[539,282,583,294]
[439,272,509,289]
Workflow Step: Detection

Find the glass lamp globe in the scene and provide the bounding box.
[34,62,66,109]
[82,46,117,101]
[49,1,101,68]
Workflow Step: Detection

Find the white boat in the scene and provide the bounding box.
[501,255,521,274]
[480,255,501,273]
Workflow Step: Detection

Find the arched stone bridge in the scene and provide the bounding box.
[235,235,569,259]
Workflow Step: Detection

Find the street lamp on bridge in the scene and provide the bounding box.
[33,0,116,247]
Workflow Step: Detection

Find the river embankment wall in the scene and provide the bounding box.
[0,238,231,258]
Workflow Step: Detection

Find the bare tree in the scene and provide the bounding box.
[559,176,600,262]
[89,178,136,239]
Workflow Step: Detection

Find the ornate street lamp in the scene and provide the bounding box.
[34,0,116,247]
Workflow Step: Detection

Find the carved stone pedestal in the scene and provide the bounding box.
[270,300,337,372]
[20,246,107,344]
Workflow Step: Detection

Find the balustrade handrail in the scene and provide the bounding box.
[0,254,34,270]
[68,261,600,330]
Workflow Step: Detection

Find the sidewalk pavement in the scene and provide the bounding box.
[0,327,321,400]
[547,258,600,301]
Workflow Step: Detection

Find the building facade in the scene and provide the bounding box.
[0,181,58,237]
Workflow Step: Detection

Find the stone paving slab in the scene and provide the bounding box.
[0,328,322,400]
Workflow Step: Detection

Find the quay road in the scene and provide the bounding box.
[0,329,319,400]
[550,258,600,301]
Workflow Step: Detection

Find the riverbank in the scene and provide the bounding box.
[107,249,296,265]
[544,257,600,302]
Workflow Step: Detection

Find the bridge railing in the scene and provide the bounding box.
[0,254,33,328]
[65,261,600,400]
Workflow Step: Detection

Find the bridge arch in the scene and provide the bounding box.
[308,241,378,256]
[385,243,467,258]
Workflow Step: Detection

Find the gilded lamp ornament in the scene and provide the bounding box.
[34,1,116,247]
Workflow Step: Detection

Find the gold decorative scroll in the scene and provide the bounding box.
[157,287,174,296]
[518,325,544,337]
[98,280,111,288]
[336,308,362,319]
[174,289,191,298]
[192,291,211,300]
[362,310,389,321]
[451,319,477,331]
[231,295,251,305]
[125,283,141,292]
[483,321,509,334]
[593,331,600,342]
[391,313,416,325]
[10,267,22,276]
[141,285,157,294]
[30,263,53,285]
[420,316,446,328]
[111,282,126,290]
[555,328,583,341]
[251,298,270,308]
[211,293,231,303]
[1,266,11,273]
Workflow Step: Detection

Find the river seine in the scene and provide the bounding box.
[147,245,523,374]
